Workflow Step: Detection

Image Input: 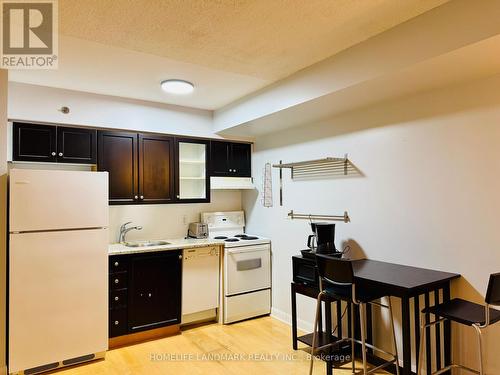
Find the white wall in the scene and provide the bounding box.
[243,73,500,373]
[109,190,241,243]
[8,82,217,138]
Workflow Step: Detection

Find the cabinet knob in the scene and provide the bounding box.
[114,296,119,301]
[176,195,180,199]
[178,255,183,260]
[58,152,63,157]
[134,195,139,200]
[51,152,56,156]
[114,279,119,284]
[234,169,237,172]
[114,261,119,267]
[114,320,119,326]
[140,195,144,200]
[148,293,152,298]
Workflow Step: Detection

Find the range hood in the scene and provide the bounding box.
[210,177,255,190]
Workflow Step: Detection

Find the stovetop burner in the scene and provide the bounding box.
[214,236,228,240]
[233,234,260,240]
[225,238,240,242]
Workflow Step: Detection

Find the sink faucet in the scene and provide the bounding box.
[119,222,143,243]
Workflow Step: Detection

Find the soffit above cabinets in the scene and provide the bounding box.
[214,0,500,137]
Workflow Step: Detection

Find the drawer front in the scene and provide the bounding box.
[109,308,127,337]
[109,256,128,273]
[224,289,271,324]
[109,272,127,290]
[109,288,127,310]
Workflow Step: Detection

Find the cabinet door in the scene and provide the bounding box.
[57,126,97,164]
[209,141,231,176]
[230,143,252,177]
[176,138,210,203]
[128,251,182,332]
[97,131,139,204]
[13,122,57,162]
[138,134,175,204]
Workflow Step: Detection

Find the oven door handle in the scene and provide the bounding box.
[227,245,269,254]
[236,258,262,271]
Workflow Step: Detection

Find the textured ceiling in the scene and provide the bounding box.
[59,0,449,81]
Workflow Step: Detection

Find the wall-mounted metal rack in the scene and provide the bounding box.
[272,155,349,179]
[287,210,350,223]
[272,155,352,206]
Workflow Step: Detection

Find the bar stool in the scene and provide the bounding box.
[309,255,400,375]
[417,272,500,375]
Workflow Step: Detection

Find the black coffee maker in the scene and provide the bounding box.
[303,222,338,258]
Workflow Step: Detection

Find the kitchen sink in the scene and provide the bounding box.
[123,240,170,248]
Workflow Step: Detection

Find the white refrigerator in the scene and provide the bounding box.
[9,169,109,374]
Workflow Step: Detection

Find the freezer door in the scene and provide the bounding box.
[9,169,108,232]
[9,229,108,373]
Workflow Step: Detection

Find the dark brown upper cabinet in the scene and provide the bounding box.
[56,126,97,164]
[13,122,97,164]
[98,131,175,205]
[209,141,251,177]
[13,122,57,163]
[98,130,139,204]
[175,138,210,203]
[138,134,175,204]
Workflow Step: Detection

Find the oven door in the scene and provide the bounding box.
[225,244,271,296]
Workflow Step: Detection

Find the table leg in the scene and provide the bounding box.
[434,289,442,370]
[366,303,373,355]
[443,285,451,375]
[414,295,420,364]
[424,292,432,374]
[401,296,412,375]
[336,300,342,339]
[291,283,298,350]
[347,302,352,338]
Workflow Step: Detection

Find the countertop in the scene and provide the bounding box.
[108,238,225,256]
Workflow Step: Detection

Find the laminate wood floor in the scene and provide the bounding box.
[54,317,388,374]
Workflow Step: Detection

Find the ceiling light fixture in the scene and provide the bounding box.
[160,79,195,95]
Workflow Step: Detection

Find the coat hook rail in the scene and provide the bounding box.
[287,210,350,223]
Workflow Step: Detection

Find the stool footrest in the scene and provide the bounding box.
[361,357,398,375]
[431,364,479,375]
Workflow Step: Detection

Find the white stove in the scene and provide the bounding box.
[201,211,270,248]
[212,234,270,248]
[201,211,271,324]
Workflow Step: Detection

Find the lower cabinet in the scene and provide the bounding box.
[108,250,182,338]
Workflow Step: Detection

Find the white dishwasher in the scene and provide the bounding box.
[182,246,220,325]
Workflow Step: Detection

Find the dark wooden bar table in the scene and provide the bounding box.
[291,257,460,375]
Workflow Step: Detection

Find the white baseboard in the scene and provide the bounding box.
[271,307,313,333]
